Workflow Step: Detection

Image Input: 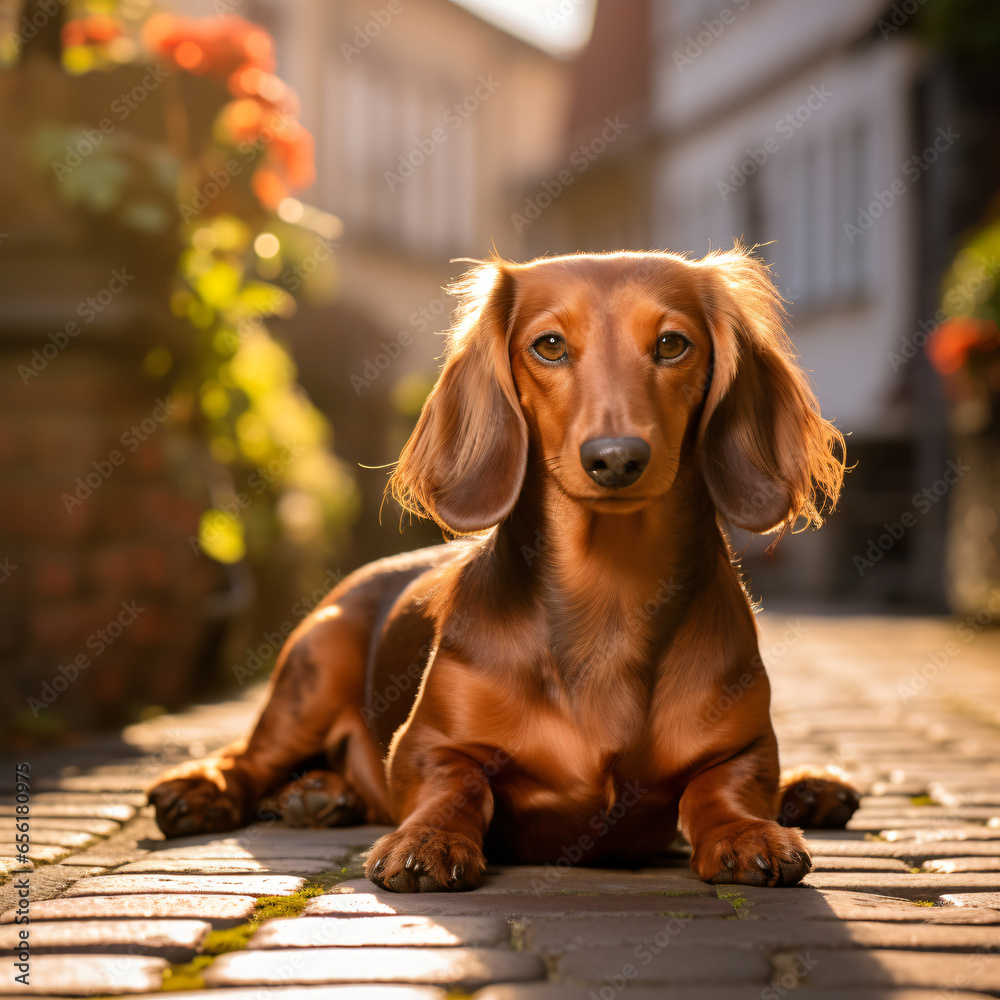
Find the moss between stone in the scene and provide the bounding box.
[160,954,215,992]
[544,889,696,897]
[913,898,937,906]
[160,865,357,992]
[909,794,936,807]
[715,885,751,917]
[508,919,526,952]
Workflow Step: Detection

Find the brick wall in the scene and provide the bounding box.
[0,344,228,738]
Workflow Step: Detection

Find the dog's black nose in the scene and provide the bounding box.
[579,437,651,489]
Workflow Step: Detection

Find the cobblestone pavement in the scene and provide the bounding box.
[3,614,1000,1000]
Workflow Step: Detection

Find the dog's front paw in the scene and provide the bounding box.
[148,760,249,838]
[692,819,810,888]
[365,825,485,892]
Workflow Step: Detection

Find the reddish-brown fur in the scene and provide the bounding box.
[149,248,857,891]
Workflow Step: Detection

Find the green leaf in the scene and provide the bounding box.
[63,157,131,213]
[118,199,170,233]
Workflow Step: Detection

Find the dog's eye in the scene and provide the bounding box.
[656,332,690,362]
[531,333,568,363]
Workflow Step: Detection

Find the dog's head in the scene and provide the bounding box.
[390,248,845,535]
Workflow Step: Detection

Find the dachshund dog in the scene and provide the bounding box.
[149,247,859,891]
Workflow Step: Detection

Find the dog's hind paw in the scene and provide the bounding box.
[778,765,861,829]
[148,761,249,838]
[269,770,364,828]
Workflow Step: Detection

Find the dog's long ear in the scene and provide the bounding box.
[696,249,845,534]
[389,263,528,534]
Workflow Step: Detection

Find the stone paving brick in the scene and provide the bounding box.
[1,892,257,926]
[871,780,933,797]
[722,887,1000,923]
[36,775,150,794]
[0,863,109,918]
[854,807,1000,821]
[939,893,1000,908]
[0,791,147,809]
[62,873,306,897]
[884,765,1000,780]
[0,843,71,864]
[0,827,98,849]
[880,826,1000,842]
[802,872,1000,897]
[305,888,733,918]
[492,863,687,877]
[900,842,1000,861]
[337,874,713,897]
[0,954,167,995]
[524,916,1000,953]
[116,856,337,875]
[158,827,393,853]
[931,774,1000,789]
[203,946,545,988]
[476,988,999,1000]
[106,989,447,1000]
[803,829,872,840]
[800,839,906,858]
[804,949,1000,992]
[806,839,1000,862]
[812,857,912,873]
[849,818,990,833]
[554,943,770,986]
[0,817,120,836]
[141,843,353,862]
[247,915,510,949]
[466,870,714,896]
[0,918,211,960]
[57,854,145,867]
[0,857,32,877]
[45,813,158,871]
[857,796,919,809]
[931,786,1000,807]
[850,816,998,832]
[0,803,135,821]
[836,732,942,748]
[924,858,1000,873]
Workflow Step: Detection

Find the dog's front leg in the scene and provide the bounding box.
[365,725,492,893]
[680,734,811,888]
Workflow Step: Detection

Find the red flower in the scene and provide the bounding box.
[269,125,315,190]
[143,14,275,78]
[229,66,298,114]
[252,168,289,210]
[144,13,314,204]
[219,99,269,143]
[63,15,122,48]
[928,318,1000,375]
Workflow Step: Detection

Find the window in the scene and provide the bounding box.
[743,117,873,313]
[328,59,476,256]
